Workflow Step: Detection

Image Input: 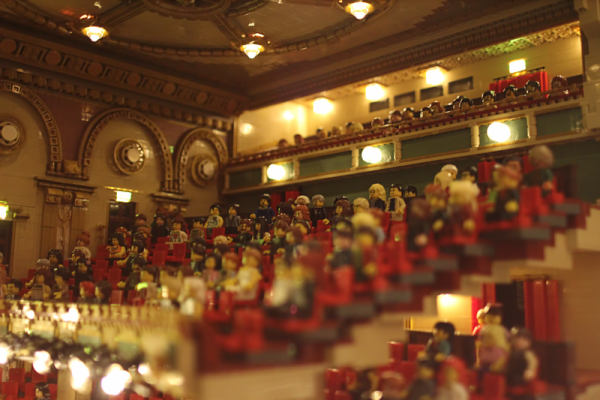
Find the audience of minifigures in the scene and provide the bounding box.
[270,76,572,149]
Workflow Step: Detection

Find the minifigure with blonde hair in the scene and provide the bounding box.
[448,180,480,235]
[441,164,458,180]
[368,184,387,211]
[434,171,453,191]
[353,198,370,214]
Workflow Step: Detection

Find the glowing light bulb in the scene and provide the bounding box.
[365,83,385,101]
[347,1,372,19]
[438,294,457,307]
[0,203,7,220]
[101,364,132,396]
[266,164,286,181]
[82,26,108,42]
[69,357,90,391]
[313,98,333,114]
[137,363,150,375]
[509,59,526,74]
[33,351,53,374]
[487,122,511,143]
[283,111,294,120]
[241,43,264,59]
[0,343,10,364]
[361,146,382,164]
[425,67,446,85]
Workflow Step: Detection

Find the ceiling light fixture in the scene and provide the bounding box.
[240,33,268,59]
[345,1,373,19]
[82,26,108,42]
[313,98,333,114]
[425,67,447,85]
[365,83,385,101]
[487,122,512,143]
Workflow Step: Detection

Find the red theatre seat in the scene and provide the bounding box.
[157,237,169,245]
[108,268,122,285]
[211,227,225,239]
[31,369,47,382]
[2,381,19,397]
[8,368,25,382]
[95,260,109,271]
[110,290,123,305]
[406,344,425,362]
[151,251,167,267]
[167,243,186,262]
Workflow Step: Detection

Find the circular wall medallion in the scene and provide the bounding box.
[0,116,25,155]
[189,154,218,187]
[114,138,146,174]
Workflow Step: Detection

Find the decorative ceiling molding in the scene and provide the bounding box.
[0,27,247,116]
[298,23,581,102]
[77,108,175,192]
[143,0,233,20]
[0,79,64,174]
[173,127,228,193]
[101,2,151,28]
[247,0,579,109]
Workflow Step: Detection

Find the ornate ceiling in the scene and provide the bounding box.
[0,0,579,116]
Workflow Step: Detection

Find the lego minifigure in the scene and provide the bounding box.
[436,357,469,400]
[179,277,206,317]
[292,205,311,235]
[310,194,328,228]
[507,327,538,390]
[386,183,406,222]
[420,107,432,119]
[331,199,352,232]
[224,248,262,300]
[403,360,436,400]
[487,165,522,221]
[251,193,276,222]
[459,98,472,113]
[447,181,479,234]
[220,253,239,283]
[476,324,509,373]
[523,145,555,196]
[26,259,50,288]
[525,80,542,99]
[549,75,569,97]
[35,382,51,400]
[294,133,304,146]
[167,216,188,249]
[23,269,52,301]
[404,186,417,198]
[117,240,145,276]
[441,164,458,180]
[137,265,158,301]
[481,90,496,106]
[472,309,486,335]
[74,231,92,260]
[332,126,343,136]
[252,216,269,243]
[189,217,206,244]
[69,249,85,273]
[117,255,144,298]
[268,220,290,257]
[202,253,222,289]
[204,204,224,235]
[434,171,453,191]
[230,218,253,249]
[368,184,387,211]
[73,257,93,289]
[353,198,370,214]
[389,110,402,123]
[460,166,478,183]
[329,230,354,269]
[107,233,126,258]
[333,195,349,205]
[503,155,523,174]
[451,96,464,111]
[151,213,170,244]
[284,227,305,264]
[316,127,326,139]
[296,195,310,208]
[190,241,206,274]
[224,204,241,234]
[502,85,519,104]
[418,321,455,363]
[351,226,378,282]
[406,199,431,252]
[5,278,22,300]
[424,184,449,233]
[402,107,415,124]
[429,101,446,117]
[133,213,148,234]
[52,268,70,301]
[0,268,5,298]
[347,122,364,135]
[278,139,288,149]
[372,117,385,134]
[47,249,64,271]
[95,280,112,305]
[78,281,95,304]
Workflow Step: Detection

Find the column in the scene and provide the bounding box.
[526,112,538,139]
[577,0,600,130]
[351,148,359,168]
[470,124,480,149]
[394,140,402,162]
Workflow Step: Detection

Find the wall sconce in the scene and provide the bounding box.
[425,67,447,85]
[115,191,132,203]
[361,146,382,164]
[509,59,526,74]
[365,83,385,101]
[313,98,333,115]
[487,122,512,143]
[266,164,286,181]
[0,202,7,220]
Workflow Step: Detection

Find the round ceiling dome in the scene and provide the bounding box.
[0,117,25,154]
[114,139,146,174]
[190,154,218,187]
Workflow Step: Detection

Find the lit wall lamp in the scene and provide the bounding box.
[487,122,512,143]
[266,164,286,181]
[361,146,382,164]
[425,67,447,85]
[365,83,385,101]
[283,111,294,120]
[115,191,132,203]
[0,202,7,220]
[313,98,333,115]
[509,59,526,74]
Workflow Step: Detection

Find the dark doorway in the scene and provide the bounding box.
[108,201,137,236]
[495,281,526,330]
[0,221,12,273]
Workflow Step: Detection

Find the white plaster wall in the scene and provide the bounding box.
[0,91,48,277]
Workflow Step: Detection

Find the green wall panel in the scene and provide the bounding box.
[267,162,294,182]
[479,118,527,147]
[403,128,471,159]
[358,143,395,167]
[537,108,583,136]
[300,152,352,177]
[229,168,262,189]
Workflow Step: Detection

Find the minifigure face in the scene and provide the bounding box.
[55,276,64,285]
[7,284,16,294]
[483,314,501,325]
[210,207,220,216]
[141,270,154,283]
[205,257,216,270]
[255,222,261,231]
[433,328,449,342]
[402,111,413,119]
[49,254,58,264]
[172,222,181,231]
[193,221,202,229]
[131,245,139,254]
[512,336,531,351]
[229,207,237,215]
[239,222,247,232]
[453,101,461,110]
[259,199,269,208]
[275,228,286,238]
[35,274,45,284]
[390,114,402,123]
[368,188,379,199]
[294,210,302,219]
[314,199,324,208]
[461,171,475,182]
[356,233,374,247]
[136,218,145,226]
[552,81,562,89]
[405,190,416,198]
[497,173,520,190]
[35,388,42,398]
[483,94,493,104]
[390,187,402,197]
[335,205,343,215]
[506,90,516,99]
[418,366,434,380]
[78,263,87,273]
[111,237,119,246]
[76,239,85,247]
[421,109,431,118]
[353,204,365,213]
[223,259,236,271]
[527,84,537,93]
[460,102,470,110]
[156,217,164,226]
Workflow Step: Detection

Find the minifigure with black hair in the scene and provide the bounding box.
[404,359,436,400]
[107,233,126,258]
[35,382,51,400]
[52,268,70,301]
[117,240,145,276]
[418,321,456,364]
[190,241,206,274]
[151,213,170,244]
[118,256,144,298]
[459,98,472,114]
[507,327,539,398]
[461,166,478,183]
[224,204,241,234]
[189,217,206,244]
[525,80,542,100]
[251,193,276,222]
[481,90,496,108]
[95,280,113,305]
[502,85,519,105]
[386,183,406,222]
[205,204,223,235]
[230,218,253,249]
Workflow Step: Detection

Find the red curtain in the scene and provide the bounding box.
[285,190,301,203]
[482,283,496,304]
[523,279,561,341]
[270,192,283,212]
[471,297,483,332]
[489,71,549,93]
[477,160,497,184]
